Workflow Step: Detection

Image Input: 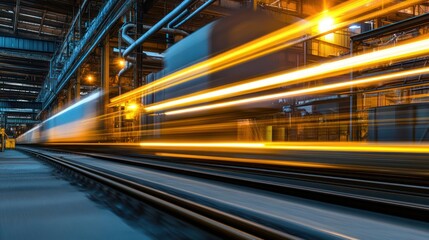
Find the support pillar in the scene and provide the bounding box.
[67,83,73,105]
[76,69,81,101]
[349,40,358,141]
[1,128,5,152]
[101,37,110,139]
[135,0,144,141]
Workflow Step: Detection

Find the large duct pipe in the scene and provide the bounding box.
[122,0,195,58]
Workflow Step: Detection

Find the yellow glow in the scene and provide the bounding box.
[165,66,429,115]
[318,16,334,33]
[147,38,429,113]
[126,103,139,112]
[87,75,93,82]
[118,59,126,67]
[317,16,336,41]
[109,0,403,106]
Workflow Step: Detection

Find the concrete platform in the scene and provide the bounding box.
[0,150,147,240]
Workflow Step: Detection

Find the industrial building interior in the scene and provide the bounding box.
[1,0,429,239]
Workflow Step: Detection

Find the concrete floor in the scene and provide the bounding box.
[0,150,150,240]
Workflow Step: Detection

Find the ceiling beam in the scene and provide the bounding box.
[0,101,42,110]
[0,78,42,87]
[0,35,56,52]
[0,62,47,72]
[0,26,61,41]
[13,0,21,34]
[0,49,51,61]
[3,118,40,124]
[0,70,45,78]
[39,9,47,35]
[0,84,40,92]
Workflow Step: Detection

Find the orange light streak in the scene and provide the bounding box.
[139,141,429,154]
[164,65,429,115]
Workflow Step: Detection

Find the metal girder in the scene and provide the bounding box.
[0,27,60,41]
[39,10,47,35]
[0,91,38,100]
[5,118,40,124]
[0,101,41,109]
[13,0,21,34]
[0,49,51,61]
[37,0,134,112]
[352,12,429,42]
[0,70,45,77]
[0,84,40,92]
[2,111,38,115]
[0,78,41,87]
[0,36,55,52]
[0,62,47,72]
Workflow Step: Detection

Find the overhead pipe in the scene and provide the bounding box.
[168,9,190,29]
[173,0,216,28]
[120,24,166,77]
[119,0,194,76]
[122,0,195,58]
[118,61,133,77]
[143,25,189,36]
[121,23,136,45]
[121,23,188,45]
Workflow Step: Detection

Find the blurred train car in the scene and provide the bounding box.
[145,10,303,140]
[16,91,101,144]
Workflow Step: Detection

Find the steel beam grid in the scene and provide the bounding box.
[4,118,40,124]
[0,36,55,52]
[0,48,51,61]
[0,101,41,109]
[37,0,134,114]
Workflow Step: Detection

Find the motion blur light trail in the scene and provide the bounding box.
[108,0,421,107]
[140,142,429,154]
[140,142,265,148]
[163,63,429,115]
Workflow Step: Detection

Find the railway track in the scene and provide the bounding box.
[20,147,300,240]
[36,147,429,222]
[19,146,429,239]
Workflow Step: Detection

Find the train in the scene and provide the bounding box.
[17,10,426,144]
[16,91,101,143]
[18,10,302,144]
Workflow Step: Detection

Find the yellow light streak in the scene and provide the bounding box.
[140,142,265,148]
[152,37,429,114]
[109,0,409,106]
[164,66,429,115]
[139,141,429,154]
[265,143,429,154]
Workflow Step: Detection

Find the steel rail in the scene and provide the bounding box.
[44,148,429,222]
[20,147,298,240]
